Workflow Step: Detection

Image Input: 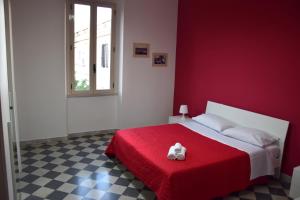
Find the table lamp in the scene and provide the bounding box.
[179,105,188,120]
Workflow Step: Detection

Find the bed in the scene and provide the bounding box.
[105,101,289,200]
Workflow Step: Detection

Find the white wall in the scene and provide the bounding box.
[12,0,67,141]
[67,96,118,133]
[12,0,178,140]
[118,0,178,128]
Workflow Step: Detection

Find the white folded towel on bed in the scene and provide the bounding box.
[174,142,182,153]
[167,146,177,160]
[176,146,186,160]
[167,144,187,161]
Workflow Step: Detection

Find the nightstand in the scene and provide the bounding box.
[290,166,300,199]
[168,115,192,124]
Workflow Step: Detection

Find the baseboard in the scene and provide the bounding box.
[20,129,117,147]
[20,136,68,147]
[280,172,292,183]
[68,129,117,138]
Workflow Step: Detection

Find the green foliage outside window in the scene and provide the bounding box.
[75,79,89,91]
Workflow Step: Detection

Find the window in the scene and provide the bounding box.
[67,0,116,96]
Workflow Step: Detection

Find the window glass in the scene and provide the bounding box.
[96,7,112,90]
[73,4,90,91]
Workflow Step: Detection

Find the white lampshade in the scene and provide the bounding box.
[179,105,188,114]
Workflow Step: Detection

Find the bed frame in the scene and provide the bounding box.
[206,101,289,176]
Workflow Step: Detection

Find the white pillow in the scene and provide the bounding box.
[192,113,235,132]
[222,126,279,147]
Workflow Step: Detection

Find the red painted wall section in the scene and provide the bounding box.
[174,0,300,176]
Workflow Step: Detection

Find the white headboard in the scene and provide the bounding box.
[206,101,289,172]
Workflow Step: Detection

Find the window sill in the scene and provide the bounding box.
[67,92,118,98]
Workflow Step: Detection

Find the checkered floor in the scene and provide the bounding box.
[19,133,292,200]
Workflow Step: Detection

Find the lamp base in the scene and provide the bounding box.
[181,114,186,120]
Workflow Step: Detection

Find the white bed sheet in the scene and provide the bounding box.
[180,120,280,180]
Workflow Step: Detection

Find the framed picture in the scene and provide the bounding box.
[152,53,168,67]
[133,43,150,57]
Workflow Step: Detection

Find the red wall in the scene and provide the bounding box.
[174,0,300,176]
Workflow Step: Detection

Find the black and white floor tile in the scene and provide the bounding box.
[19,133,291,200]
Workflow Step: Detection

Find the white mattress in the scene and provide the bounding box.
[180,120,280,180]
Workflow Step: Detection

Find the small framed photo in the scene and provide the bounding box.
[152,53,168,67]
[133,43,150,57]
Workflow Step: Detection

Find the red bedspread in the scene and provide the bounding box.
[105,124,251,200]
